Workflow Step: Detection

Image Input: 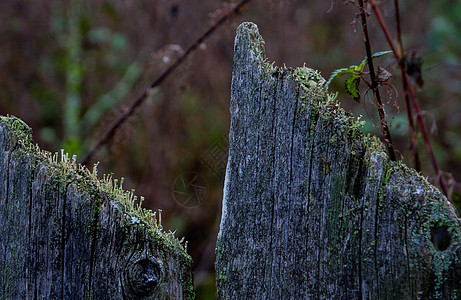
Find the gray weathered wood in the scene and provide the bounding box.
[216,22,461,299]
[0,116,194,299]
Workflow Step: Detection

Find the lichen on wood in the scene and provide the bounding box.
[0,115,194,299]
[216,22,461,299]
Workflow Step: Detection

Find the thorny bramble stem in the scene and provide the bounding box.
[369,0,450,200]
[358,0,396,161]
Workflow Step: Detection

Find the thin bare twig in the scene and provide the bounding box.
[393,0,403,57]
[393,0,421,171]
[369,0,450,200]
[81,0,252,165]
[401,73,421,171]
[404,72,449,198]
[358,0,396,161]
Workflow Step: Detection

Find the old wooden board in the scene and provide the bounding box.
[0,116,194,299]
[215,22,461,299]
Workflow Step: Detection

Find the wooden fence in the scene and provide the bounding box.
[215,22,461,299]
[0,116,193,299]
[1,22,460,300]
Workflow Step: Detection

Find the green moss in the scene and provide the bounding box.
[378,160,461,296]
[294,66,328,107]
[217,266,228,282]
[0,115,191,265]
[0,115,34,151]
[238,22,265,62]
[240,23,366,140]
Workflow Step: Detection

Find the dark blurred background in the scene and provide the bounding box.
[1,0,460,298]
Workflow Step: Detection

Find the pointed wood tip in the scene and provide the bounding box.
[234,22,266,68]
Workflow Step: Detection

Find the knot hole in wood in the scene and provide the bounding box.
[125,258,164,297]
[430,226,452,252]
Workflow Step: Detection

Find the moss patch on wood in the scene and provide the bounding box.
[0,115,190,261]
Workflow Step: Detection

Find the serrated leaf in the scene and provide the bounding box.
[345,75,361,102]
[358,50,393,71]
[326,50,392,89]
[326,65,358,88]
[372,50,393,58]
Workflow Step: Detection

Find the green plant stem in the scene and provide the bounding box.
[358,0,396,161]
[369,0,450,200]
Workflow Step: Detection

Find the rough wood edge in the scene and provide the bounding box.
[0,115,194,299]
[215,22,461,299]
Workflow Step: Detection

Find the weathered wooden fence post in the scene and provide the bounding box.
[0,116,194,299]
[215,22,461,299]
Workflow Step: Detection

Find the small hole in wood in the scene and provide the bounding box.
[430,226,452,252]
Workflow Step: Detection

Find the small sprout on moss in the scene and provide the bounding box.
[158,209,163,230]
[89,162,99,178]
[384,167,394,185]
[326,92,338,103]
[355,115,366,127]
[71,155,77,169]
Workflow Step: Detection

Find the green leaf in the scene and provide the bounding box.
[358,50,393,71]
[345,74,361,102]
[326,65,358,88]
[326,50,393,89]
